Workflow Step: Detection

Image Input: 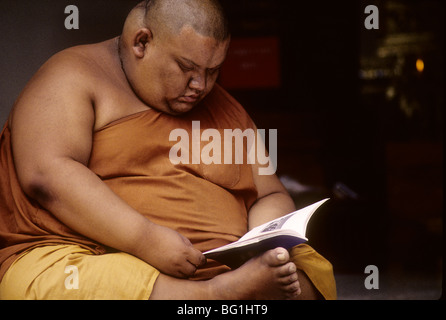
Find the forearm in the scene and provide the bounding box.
[248,190,296,230]
[25,157,153,262]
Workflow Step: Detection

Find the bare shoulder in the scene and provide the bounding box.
[28,42,109,94]
[13,47,94,105]
[8,42,118,168]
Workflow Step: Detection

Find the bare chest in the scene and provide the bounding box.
[91,74,151,132]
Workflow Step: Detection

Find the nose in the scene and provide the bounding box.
[188,74,206,93]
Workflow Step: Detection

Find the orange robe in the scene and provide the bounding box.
[0,84,257,281]
[0,84,336,299]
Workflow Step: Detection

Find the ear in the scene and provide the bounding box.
[132,28,153,58]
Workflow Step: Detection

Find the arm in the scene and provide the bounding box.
[9,51,204,278]
[248,162,296,230]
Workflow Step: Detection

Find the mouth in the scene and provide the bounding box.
[178,94,200,103]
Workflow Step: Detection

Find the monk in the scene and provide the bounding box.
[0,0,336,300]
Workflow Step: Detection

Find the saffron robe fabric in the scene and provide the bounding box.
[0,84,336,299]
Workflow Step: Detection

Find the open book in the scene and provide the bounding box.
[204,198,329,269]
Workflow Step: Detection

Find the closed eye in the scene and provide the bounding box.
[177,61,194,72]
[208,67,221,75]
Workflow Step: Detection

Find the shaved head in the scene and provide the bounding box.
[138,0,229,41]
[118,0,231,115]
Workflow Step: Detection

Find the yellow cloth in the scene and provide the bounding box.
[290,244,337,300]
[0,243,336,300]
[0,245,159,300]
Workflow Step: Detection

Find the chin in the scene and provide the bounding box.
[168,101,197,115]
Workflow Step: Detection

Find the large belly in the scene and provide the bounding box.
[103,170,249,253]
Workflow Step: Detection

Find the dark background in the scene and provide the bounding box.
[0,0,443,298]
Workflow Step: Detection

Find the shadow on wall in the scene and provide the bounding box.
[0,0,137,125]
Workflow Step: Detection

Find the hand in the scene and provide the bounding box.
[141,223,206,279]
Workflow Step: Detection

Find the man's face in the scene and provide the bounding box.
[132,25,230,115]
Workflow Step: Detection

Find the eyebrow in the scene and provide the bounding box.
[178,56,224,71]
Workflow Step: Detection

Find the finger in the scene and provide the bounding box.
[175,261,197,279]
[180,234,193,246]
[179,233,206,266]
[187,248,207,267]
[198,252,207,266]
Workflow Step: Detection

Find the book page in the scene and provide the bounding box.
[204,198,329,260]
[239,198,329,242]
